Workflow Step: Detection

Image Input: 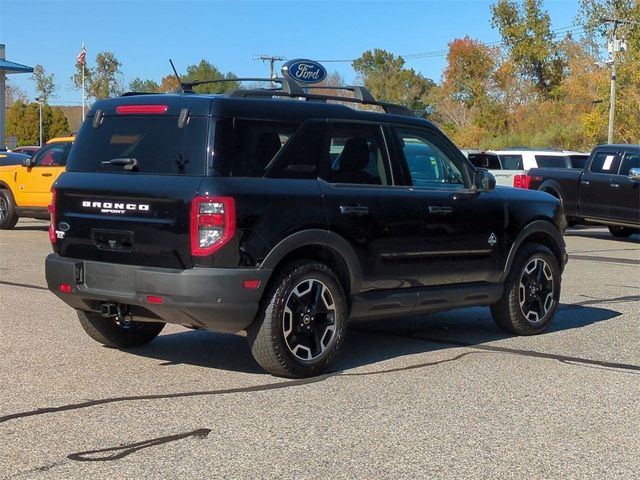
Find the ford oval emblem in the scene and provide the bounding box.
[58,222,70,232]
[281,59,327,85]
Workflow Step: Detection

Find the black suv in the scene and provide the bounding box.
[45,76,567,377]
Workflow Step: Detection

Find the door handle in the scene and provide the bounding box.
[339,205,369,216]
[610,183,620,189]
[42,173,53,177]
[580,180,590,186]
[428,205,453,215]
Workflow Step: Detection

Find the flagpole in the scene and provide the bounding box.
[81,62,85,121]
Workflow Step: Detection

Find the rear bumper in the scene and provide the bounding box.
[45,254,273,332]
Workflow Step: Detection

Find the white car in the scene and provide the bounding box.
[468,149,573,188]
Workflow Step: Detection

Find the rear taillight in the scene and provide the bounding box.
[513,174,532,189]
[48,188,57,244]
[190,196,236,256]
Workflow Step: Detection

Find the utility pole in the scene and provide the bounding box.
[600,17,638,144]
[254,55,285,87]
[35,96,43,147]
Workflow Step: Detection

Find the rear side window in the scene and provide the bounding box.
[499,154,523,170]
[212,119,300,178]
[67,116,207,175]
[535,155,571,168]
[590,152,620,174]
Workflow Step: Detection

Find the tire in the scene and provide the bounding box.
[0,189,19,230]
[608,226,635,238]
[247,260,347,378]
[491,243,561,335]
[77,310,165,348]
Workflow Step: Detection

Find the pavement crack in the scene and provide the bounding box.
[0,280,48,291]
[67,428,211,462]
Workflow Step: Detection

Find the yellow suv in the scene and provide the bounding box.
[0,136,74,229]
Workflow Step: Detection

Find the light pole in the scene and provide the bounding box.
[35,96,43,147]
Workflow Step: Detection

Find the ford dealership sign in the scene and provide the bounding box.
[281,59,327,84]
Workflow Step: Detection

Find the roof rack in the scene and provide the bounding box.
[174,77,413,116]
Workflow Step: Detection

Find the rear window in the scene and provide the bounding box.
[498,154,523,170]
[67,115,208,175]
[534,155,571,168]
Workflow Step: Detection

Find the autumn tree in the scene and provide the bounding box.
[491,0,565,96]
[72,51,124,100]
[352,49,435,115]
[32,64,57,103]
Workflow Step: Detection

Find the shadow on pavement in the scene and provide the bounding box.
[564,226,639,243]
[127,303,621,375]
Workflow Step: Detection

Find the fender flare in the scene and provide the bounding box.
[260,229,363,293]
[500,220,567,282]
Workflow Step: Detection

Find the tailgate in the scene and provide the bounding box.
[53,172,201,269]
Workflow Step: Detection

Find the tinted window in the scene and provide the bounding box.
[469,153,501,169]
[266,121,325,180]
[228,119,297,177]
[395,129,465,189]
[534,155,571,168]
[68,116,207,175]
[325,124,390,186]
[619,152,640,175]
[590,152,620,174]
[499,154,523,170]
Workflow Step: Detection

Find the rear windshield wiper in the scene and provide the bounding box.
[101,157,139,171]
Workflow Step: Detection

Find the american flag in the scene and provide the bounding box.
[77,45,86,66]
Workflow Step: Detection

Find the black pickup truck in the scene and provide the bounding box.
[45,64,567,377]
[529,144,640,237]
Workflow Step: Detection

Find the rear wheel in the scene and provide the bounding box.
[0,189,18,230]
[248,260,347,378]
[491,243,561,335]
[77,310,165,348]
[608,226,635,238]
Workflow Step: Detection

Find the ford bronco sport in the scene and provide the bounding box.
[45,61,567,377]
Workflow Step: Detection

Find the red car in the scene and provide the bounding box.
[11,145,40,157]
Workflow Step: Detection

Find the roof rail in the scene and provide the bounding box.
[144,75,413,116]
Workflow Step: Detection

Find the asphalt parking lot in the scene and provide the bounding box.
[1,219,638,479]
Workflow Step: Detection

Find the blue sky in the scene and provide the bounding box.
[1,0,583,106]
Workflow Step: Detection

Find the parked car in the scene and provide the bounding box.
[11,145,41,157]
[44,67,566,378]
[0,151,30,167]
[469,149,573,188]
[529,144,640,236]
[0,136,74,229]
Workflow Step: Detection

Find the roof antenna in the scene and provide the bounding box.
[169,59,190,92]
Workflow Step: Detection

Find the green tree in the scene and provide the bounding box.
[47,107,70,139]
[32,64,57,103]
[72,51,123,100]
[491,0,565,96]
[129,77,160,93]
[352,49,435,115]
[183,60,239,93]
[5,101,39,145]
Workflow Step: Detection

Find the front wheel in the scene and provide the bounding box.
[247,261,347,378]
[491,243,561,335]
[0,189,19,230]
[608,226,635,238]
[77,310,165,348]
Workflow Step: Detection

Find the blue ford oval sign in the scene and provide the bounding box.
[281,59,327,84]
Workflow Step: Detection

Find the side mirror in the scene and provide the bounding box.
[22,157,34,168]
[629,167,640,182]
[474,168,496,192]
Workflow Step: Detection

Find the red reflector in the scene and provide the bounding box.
[116,105,168,114]
[513,174,532,189]
[146,295,164,304]
[243,280,261,289]
[59,283,73,293]
[198,213,225,226]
